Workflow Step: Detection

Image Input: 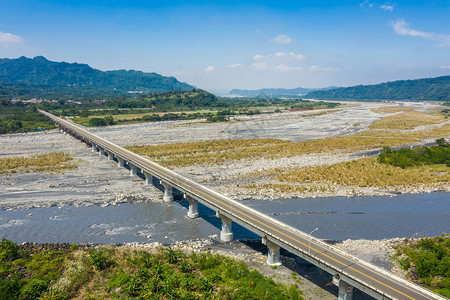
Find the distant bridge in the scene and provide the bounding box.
[39,109,446,300]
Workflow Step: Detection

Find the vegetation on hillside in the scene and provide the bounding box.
[0,152,76,175]
[0,56,194,100]
[0,240,304,300]
[392,235,450,298]
[306,75,450,101]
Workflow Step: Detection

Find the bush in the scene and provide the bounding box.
[0,238,20,261]
[88,118,107,127]
[90,249,114,270]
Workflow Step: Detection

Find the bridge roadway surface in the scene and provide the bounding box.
[39,110,443,300]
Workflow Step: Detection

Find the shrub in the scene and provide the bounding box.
[90,249,114,270]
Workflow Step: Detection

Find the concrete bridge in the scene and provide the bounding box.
[39,109,446,300]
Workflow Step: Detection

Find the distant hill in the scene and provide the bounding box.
[306,76,450,101]
[0,56,194,100]
[229,86,337,97]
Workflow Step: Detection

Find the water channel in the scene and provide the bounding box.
[1,192,448,244]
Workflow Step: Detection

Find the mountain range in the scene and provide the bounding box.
[305,76,450,101]
[229,86,338,97]
[0,56,194,100]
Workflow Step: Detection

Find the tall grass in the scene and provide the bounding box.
[263,157,449,190]
[0,152,76,174]
[369,111,447,130]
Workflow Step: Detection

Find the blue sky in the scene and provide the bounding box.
[0,0,449,92]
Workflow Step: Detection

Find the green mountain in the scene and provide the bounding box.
[229,86,337,97]
[306,76,450,101]
[0,56,194,100]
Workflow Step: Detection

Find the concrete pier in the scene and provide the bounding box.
[107,152,114,161]
[91,145,98,152]
[117,158,125,167]
[144,172,153,185]
[161,182,173,202]
[333,275,354,300]
[100,148,106,156]
[217,212,233,242]
[186,196,199,219]
[262,236,282,266]
[129,164,138,176]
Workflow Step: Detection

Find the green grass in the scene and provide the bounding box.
[0,240,305,299]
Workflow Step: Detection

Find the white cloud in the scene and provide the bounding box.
[309,65,340,72]
[392,20,450,45]
[392,20,432,39]
[360,0,373,8]
[274,64,302,72]
[254,52,305,61]
[380,5,394,11]
[270,34,292,44]
[252,62,268,70]
[441,65,450,69]
[204,65,215,72]
[227,63,241,68]
[0,31,23,44]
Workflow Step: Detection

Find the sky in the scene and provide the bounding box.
[0,0,449,93]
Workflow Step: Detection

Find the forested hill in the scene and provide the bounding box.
[0,56,194,100]
[229,86,338,97]
[306,76,450,101]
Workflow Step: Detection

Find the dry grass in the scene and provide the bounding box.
[0,152,76,174]
[371,106,417,113]
[264,157,449,190]
[127,112,450,167]
[369,111,447,130]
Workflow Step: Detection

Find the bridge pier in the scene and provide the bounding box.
[161,181,173,202]
[217,212,233,242]
[129,164,138,176]
[107,152,114,161]
[144,172,153,185]
[333,275,354,300]
[100,148,106,156]
[186,196,199,219]
[117,158,125,167]
[91,145,98,152]
[262,237,282,266]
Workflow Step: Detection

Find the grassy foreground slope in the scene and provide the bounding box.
[0,239,304,300]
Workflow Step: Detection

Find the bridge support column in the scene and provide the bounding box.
[130,164,138,176]
[100,148,106,156]
[144,172,152,185]
[333,275,353,300]
[217,212,233,242]
[161,182,173,202]
[186,196,199,219]
[91,145,98,152]
[262,237,282,266]
[117,158,125,167]
[107,152,114,161]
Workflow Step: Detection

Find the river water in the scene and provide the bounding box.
[0,192,448,244]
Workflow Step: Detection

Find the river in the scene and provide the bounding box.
[0,192,448,244]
